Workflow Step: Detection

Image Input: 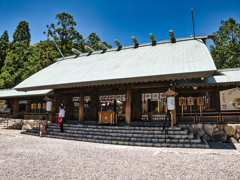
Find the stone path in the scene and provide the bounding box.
[0,129,240,179]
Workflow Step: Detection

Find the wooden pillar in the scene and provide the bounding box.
[136,92,142,120]
[122,102,126,113]
[91,94,98,120]
[79,88,84,124]
[105,102,108,111]
[170,80,177,125]
[13,100,19,115]
[158,99,162,114]
[145,100,148,112]
[125,84,131,125]
[147,99,151,120]
[142,99,145,113]
[214,86,220,112]
[114,100,116,112]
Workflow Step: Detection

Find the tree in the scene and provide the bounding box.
[22,40,58,80]
[12,21,31,45]
[0,21,31,88]
[210,18,240,69]
[86,32,112,51]
[0,30,9,70]
[0,41,29,88]
[44,12,84,56]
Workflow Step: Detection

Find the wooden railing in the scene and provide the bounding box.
[177,111,240,123]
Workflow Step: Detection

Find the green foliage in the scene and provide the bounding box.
[44,12,84,56]
[12,21,31,45]
[0,40,29,88]
[0,30,9,70]
[0,13,113,89]
[86,32,112,50]
[210,18,240,69]
[22,40,58,80]
[0,21,31,88]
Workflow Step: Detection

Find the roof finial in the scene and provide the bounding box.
[131,36,139,47]
[114,39,123,49]
[84,46,94,53]
[72,48,82,55]
[169,30,176,43]
[149,33,156,45]
[98,42,108,50]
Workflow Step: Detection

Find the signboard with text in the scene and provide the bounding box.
[220,88,240,111]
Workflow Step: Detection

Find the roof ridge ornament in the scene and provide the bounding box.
[84,45,94,53]
[131,36,139,48]
[114,39,123,49]
[72,48,82,55]
[98,42,108,50]
[169,30,176,43]
[149,33,156,45]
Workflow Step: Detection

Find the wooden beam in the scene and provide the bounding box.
[125,84,131,125]
[114,100,116,112]
[57,84,126,94]
[79,88,84,124]
[131,82,169,89]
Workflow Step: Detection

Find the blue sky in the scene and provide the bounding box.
[0,0,240,50]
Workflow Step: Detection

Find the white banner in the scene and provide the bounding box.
[160,93,166,99]
[121,94,126,101]
[19,100,27,104]
[102,95,108,101]
[72,97,80,102]
[115,95,122,101]
[152,93,159,100]
[220,88,240,111]
[145,93,151,100]
[84,96,91,101]
[108,95,115,100]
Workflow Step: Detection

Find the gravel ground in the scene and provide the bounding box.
[0,129,240,180]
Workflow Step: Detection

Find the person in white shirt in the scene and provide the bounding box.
[59,106,65,132]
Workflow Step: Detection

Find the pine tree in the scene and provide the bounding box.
[86,32,112,51]
[44,12,84,56]
[0,30,9,70]
[210,18,240,69]
[22,40,58,80]
[0,21,31,88]
[12,21,31,45]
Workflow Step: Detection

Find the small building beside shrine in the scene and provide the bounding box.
[0,89,53,120]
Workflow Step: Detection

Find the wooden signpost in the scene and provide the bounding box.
[197,97,204,116]
[178,97,186,116]
[187,96,194,115]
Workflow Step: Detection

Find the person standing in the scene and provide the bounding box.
[59,105,65,132]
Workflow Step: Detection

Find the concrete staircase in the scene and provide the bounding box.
[21,123,209,148]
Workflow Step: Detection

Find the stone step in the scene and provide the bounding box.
[46,131,199,143]
[47,127,188,135]
[47,125,184,134]
[46,128,189,137]
[26,128,197,143]
[48,123,182,131]
[21,131,209,148]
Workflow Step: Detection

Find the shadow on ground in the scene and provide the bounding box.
[208,141,237,149]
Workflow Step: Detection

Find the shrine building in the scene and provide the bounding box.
[11,32,240,126]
